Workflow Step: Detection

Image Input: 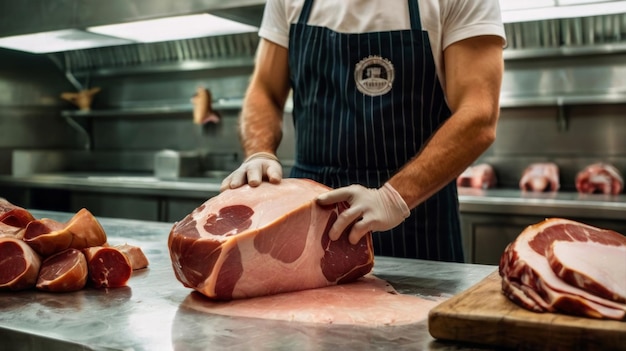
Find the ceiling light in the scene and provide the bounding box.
[87,13,258,43]
[0,29,134,54]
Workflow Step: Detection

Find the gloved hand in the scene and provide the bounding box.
[316,182,410,245]
[220,152,282,191]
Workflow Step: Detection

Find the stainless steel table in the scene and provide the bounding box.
[0,210,497,351]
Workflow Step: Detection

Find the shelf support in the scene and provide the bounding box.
[556,98,569,132]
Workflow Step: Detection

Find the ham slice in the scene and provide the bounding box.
[547,240,626,302]
[180,275,441,326]
[114,243,149,270]
[575,163,623,195]
[0,198,35,228]
[22,208,107,257]
[457,163,497,189]
[519,162,560,192]
[0,237,41,291]
[499,218,626,320]
[0,222,25,239]
[36,248,88,292]
[168,178,374,300]
[84,246,133,288]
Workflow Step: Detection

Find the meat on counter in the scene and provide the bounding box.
[168,178,374,300]
[575,163,623,195]
[457,163,497,189]
[519,162,560,192]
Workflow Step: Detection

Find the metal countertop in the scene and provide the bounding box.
[2,173,626,219]
[0,210,497,351]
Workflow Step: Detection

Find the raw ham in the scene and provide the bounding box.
[519,162,560,192]
[168,178,374,300]
[114,243,149,270]
[180,275,441,326]
[22,208,107,257]
[0,222,24,239]
[0,237,41,291]
[547,240,626,302]
[457,163,497,189]
[0,198,35,228]
[499,218,626,320]
[84,246,132,288]
[36,248,88,292]
[575,163,623,195]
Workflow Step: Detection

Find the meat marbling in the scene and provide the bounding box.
[168,178,374,300]
[84,246,133,288]
[499,218,626,320]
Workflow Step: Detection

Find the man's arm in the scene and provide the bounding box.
[220,38,291,190]
[388,35,504,208]
[239,38,292,158]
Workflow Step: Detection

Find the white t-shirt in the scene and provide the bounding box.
[259,0,506,94]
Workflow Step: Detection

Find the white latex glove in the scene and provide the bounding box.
[316,183,410,245]
[220,152,282,191]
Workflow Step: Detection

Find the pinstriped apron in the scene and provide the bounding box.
[288,0,463,262]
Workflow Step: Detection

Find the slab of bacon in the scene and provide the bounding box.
[575,163,623,195]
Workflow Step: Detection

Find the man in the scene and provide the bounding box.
[221,0,506,262]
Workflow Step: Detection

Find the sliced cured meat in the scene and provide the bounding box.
[547,240,626,302]
[168,178,374,300]
[519,162,560,192]
[0,222,25,239]
[0,198,35,228]
[0,237,41,291]
[84,246,132,288]
[22,208,107,257]
[36,248,88,292]
[114,243,149,270]
[575,163,623,195]
[499,218,626,320]
[180,275,441,326]
[457,163,497,189]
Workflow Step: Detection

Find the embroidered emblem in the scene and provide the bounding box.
[354,55,394,96]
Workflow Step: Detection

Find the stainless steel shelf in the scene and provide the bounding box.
[72,57,255,78]
[500,93,626,108]
[504,42,626,60]
[61,99,245,118]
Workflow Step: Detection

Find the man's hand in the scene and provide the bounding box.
[316,183,410,244]
[220,152,282,191]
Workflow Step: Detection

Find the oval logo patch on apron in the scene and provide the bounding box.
[354,56,395,96]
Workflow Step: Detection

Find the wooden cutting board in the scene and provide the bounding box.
[428,270,626,350]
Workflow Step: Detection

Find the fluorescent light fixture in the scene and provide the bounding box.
[88,13,258,43]
[501,0,626,23]
[0,29,135,54]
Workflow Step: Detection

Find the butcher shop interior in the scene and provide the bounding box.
[0,1,625,350]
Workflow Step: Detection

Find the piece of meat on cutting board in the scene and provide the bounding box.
[519,162,560,192]
[36,248,88,292]
[0,237,41,291]
[499,218,626,320]
[575,162,623,195]
[168,178,374,300]
[456,163,497,189]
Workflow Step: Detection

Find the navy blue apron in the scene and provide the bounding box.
[288,0,463,262]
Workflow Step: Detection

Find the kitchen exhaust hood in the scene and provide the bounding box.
[0,0,265,53]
